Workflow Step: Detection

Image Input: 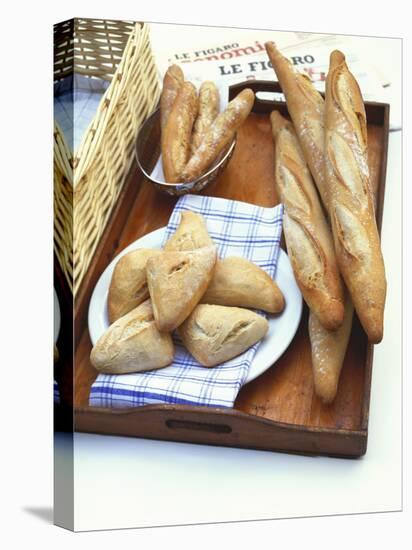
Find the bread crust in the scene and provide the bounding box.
[146,246,217,332]
[90,300,175,374]
[201,256,284,313]
[271,111,344,330]
[181,88,255,182]
[162,81,198,183]
[164,211,214,251]
[309,295,354,404]
[265,42,329,210]
[325,50,386,343]
[178,304,268,367]
[191,81,220,153]
[108,248,162,324]
[160,65,184,134]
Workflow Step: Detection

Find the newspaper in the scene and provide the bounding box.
[158,39,386,100]
[150,28,399,129]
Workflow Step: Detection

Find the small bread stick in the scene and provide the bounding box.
[162,81,198,183]
[181,88,255,182]
[191,81,220,153]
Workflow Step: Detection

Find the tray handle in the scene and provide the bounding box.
[165,418,232,434]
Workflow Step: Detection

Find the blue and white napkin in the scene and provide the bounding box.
[89,195,283,409]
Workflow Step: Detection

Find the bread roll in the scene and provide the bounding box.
[90,300,174,374]
[201,256,284,313]
[265,42,329,210]
[162,81,198,183]
[146,245,217,332]
[164,211,214,251]
[191,81,220,153]
[108,248,162,324]
[181,88,255,182]
[160,64,184,134]
[309,295,354,404]
[325,50,386,343]
[179,304,268,367]
[271,111,344,330]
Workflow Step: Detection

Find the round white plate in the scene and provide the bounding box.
[88,227,303,384]
[54,288,61,345]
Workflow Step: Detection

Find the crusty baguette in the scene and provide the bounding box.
[146,245,217,332]
[191,81,220,153]
[90,300,174,374]
[271,111,344,330]
[160,64,184,134]
[201,256,285,313]
[309,295,354,404]
[265,42,329,210]
[108,248,162,324]
[178,304,268,367]
[164,211,214,251]
[162,81,198,183]
[181,88,255,182]
[325,50,386,343]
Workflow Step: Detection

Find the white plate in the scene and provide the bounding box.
[88,227,303,384]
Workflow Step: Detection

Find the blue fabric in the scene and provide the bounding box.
[54,380,60,404]
[89,194,284,409]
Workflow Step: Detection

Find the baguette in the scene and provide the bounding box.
[178,304,268,367]
[181,88,255,182]
[162,81,198,183]
[309,295,354,404]
[164,211,214,251]
[90,300,174,374]
[265,42,329,210]
[201,256,285,313]
[160,64,184,135]
[108,248,162,324]
[146,245,217,332]
[271,111,344,330]
[191,81,220,153]
[324,50,386,343]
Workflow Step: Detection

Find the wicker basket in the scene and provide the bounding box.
[54,122,73,291]
[53,18,161,295]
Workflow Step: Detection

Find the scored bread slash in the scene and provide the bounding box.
[190,81,220,154]
[265,41,329,210]
[146,245,217,332]
[179,304,269,367]
[324,50,386,344]
[108,248,163,324]
[164,211,214,251]
[201,256,285,314]
[162,81,199,183]
[90,300,175,374]
[271,110,344,331]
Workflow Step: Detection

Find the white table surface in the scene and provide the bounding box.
[72,28,402,531]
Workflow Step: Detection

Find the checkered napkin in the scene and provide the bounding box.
[89,195,284,409]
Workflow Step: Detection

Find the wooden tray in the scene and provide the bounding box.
[73,80,389,458]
